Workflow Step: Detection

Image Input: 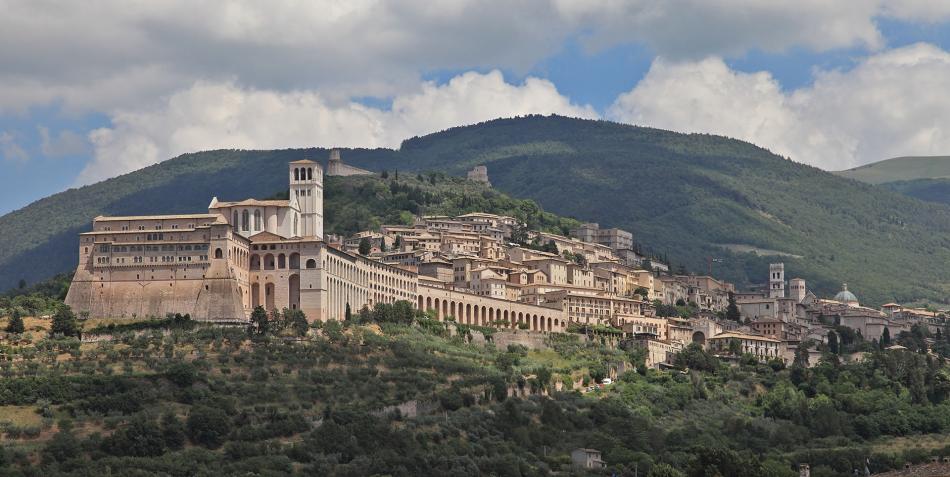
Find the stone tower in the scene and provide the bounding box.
[467,165,491,186]
[289,160,323,239]
[789,278,806,303]
[769,263,785,298]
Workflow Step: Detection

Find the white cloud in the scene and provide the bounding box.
[80,70,595,185]
[555,0,884,58]
[38,126,90,158]
[0,131,29,164]
[0,1,936,115]
[608,43,950,170]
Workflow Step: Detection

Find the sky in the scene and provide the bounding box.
[3,1,950,215]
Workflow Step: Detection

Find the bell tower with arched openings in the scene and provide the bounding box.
[289,160,323,239]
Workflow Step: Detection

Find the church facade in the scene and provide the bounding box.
[65,157,564,330]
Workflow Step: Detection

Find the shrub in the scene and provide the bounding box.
[187,406,232,449]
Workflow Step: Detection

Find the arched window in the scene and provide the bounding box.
[294,168,299,181]
[232,210,239,227]
[214,248,223,259]
[242,210,249,232]
[307,167,313,180]
[254,210,262,231]
[306,259,316,269]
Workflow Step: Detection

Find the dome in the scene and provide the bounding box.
[834,283,859,305]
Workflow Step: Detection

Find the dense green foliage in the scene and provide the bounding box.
[5,116,950,304]
[1,304,950,476]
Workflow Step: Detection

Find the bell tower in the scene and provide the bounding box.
[769,263,785,298]
[288,160,323,239]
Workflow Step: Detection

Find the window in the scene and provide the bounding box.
[232,210,239,227]
[242,210,249,232]
[254,210,262,231]
[294,168,300,181]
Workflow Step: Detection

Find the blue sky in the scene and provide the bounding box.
[3,2,950,216]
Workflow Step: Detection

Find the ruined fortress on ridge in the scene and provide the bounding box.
[65,152,566,330]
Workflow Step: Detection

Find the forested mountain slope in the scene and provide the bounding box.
[4,116,950,305]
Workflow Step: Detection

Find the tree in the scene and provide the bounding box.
[50,305,80,337]
[290,310,309,337]
[726,292,741,322]
[5,309,24,333]
[882,327,891,346]
[394,235,402,249]
[381,170,389,179]
[187,406,232,449]
[161,413,186,450]
[166,362,198,387]
[345,303,353,322]
[648,463,685,477]
[728,338,742,356]
[358,237,371,255]
[43,428,80,464]
[102,417,165,457]
[249,305,269,335]
[827,330,839,354]
[380,240,387,252]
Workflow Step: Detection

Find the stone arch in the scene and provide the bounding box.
[278,253,286,269]
[547,317,552,331]
[251,282,260,308]
[426,296,432,311]
[466,304,472,324]
[305,258,316,269]
[250,254,261,270]
[532,315,538,331]
[434,298,441,319]
[442,300,448,320]
[264,253,275,270]
[692,331,706,345]
[418,295,424,310]
[214,248,223,259]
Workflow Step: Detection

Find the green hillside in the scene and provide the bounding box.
[4,115,950,305]
[2,307,950,475]
[835,155,950,185]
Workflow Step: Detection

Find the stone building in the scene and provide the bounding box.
[325,149,373,177]
[466,165,491,186]
[65,159,563,332]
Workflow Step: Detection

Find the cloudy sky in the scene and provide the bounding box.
[3,1,950,214]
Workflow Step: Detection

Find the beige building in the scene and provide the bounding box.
[708,331,784,360]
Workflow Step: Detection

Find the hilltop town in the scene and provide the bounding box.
[63,151,949,368]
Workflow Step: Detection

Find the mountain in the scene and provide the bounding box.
[835,156,950,209]
[4,115,950,306]
[835,155,950,185]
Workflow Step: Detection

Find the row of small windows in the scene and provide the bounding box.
[105,244,209,253]
[294,167,314,181]
[95,255,208,264]
[105,224,194,231]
